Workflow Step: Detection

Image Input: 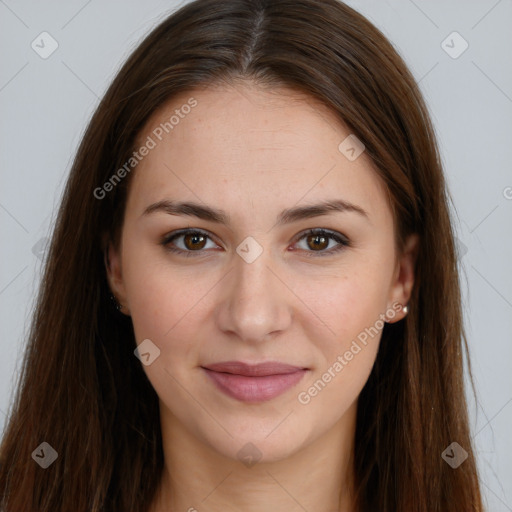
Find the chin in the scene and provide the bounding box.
[198,418,313,465]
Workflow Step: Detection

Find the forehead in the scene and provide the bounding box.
[126,82,391,226]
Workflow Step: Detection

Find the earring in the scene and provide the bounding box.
[110,293,122,312]
[403,305,409,315]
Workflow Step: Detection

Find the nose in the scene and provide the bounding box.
[215,245,293,344]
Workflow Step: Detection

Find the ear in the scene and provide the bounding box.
[386,233,419,323]
[104,239,131,316]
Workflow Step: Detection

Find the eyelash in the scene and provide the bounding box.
[160,228,350,258]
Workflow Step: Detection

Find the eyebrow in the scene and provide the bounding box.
[141,198,369,226]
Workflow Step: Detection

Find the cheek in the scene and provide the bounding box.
[294,260,392,350]
[120,240,185,338]
[295,273,387,414]
[127,278,206,358]
[291,260,392,411]
[121,240,224,369]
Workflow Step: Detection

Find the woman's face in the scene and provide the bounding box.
[107,81,417,463]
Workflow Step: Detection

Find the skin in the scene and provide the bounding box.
[106,81,418,512]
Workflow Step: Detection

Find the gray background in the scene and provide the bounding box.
[1,0,511,509]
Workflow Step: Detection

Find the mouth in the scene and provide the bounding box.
[201,361,309,403]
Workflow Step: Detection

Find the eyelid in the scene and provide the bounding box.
[161,227,350,257]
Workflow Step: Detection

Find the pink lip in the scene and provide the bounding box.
[201,361,308,403]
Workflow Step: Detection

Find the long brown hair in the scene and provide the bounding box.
[0,0,484,510]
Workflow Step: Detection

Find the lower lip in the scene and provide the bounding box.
[202,368,307,403]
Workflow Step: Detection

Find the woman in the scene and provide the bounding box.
[0,0,484,510]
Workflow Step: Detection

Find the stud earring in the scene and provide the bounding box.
[110,294,122,312]
[403,305,409,315]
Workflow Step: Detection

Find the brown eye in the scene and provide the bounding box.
[294,229,349,257]
[306,233,329,251]
[161,229,217,257]
[183,232,207,250]
[162,228,349,258]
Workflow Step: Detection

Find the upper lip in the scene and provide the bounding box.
[202,361,306,377]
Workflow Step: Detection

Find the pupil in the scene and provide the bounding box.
[311,234,327,250]
[187,233,205,249]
